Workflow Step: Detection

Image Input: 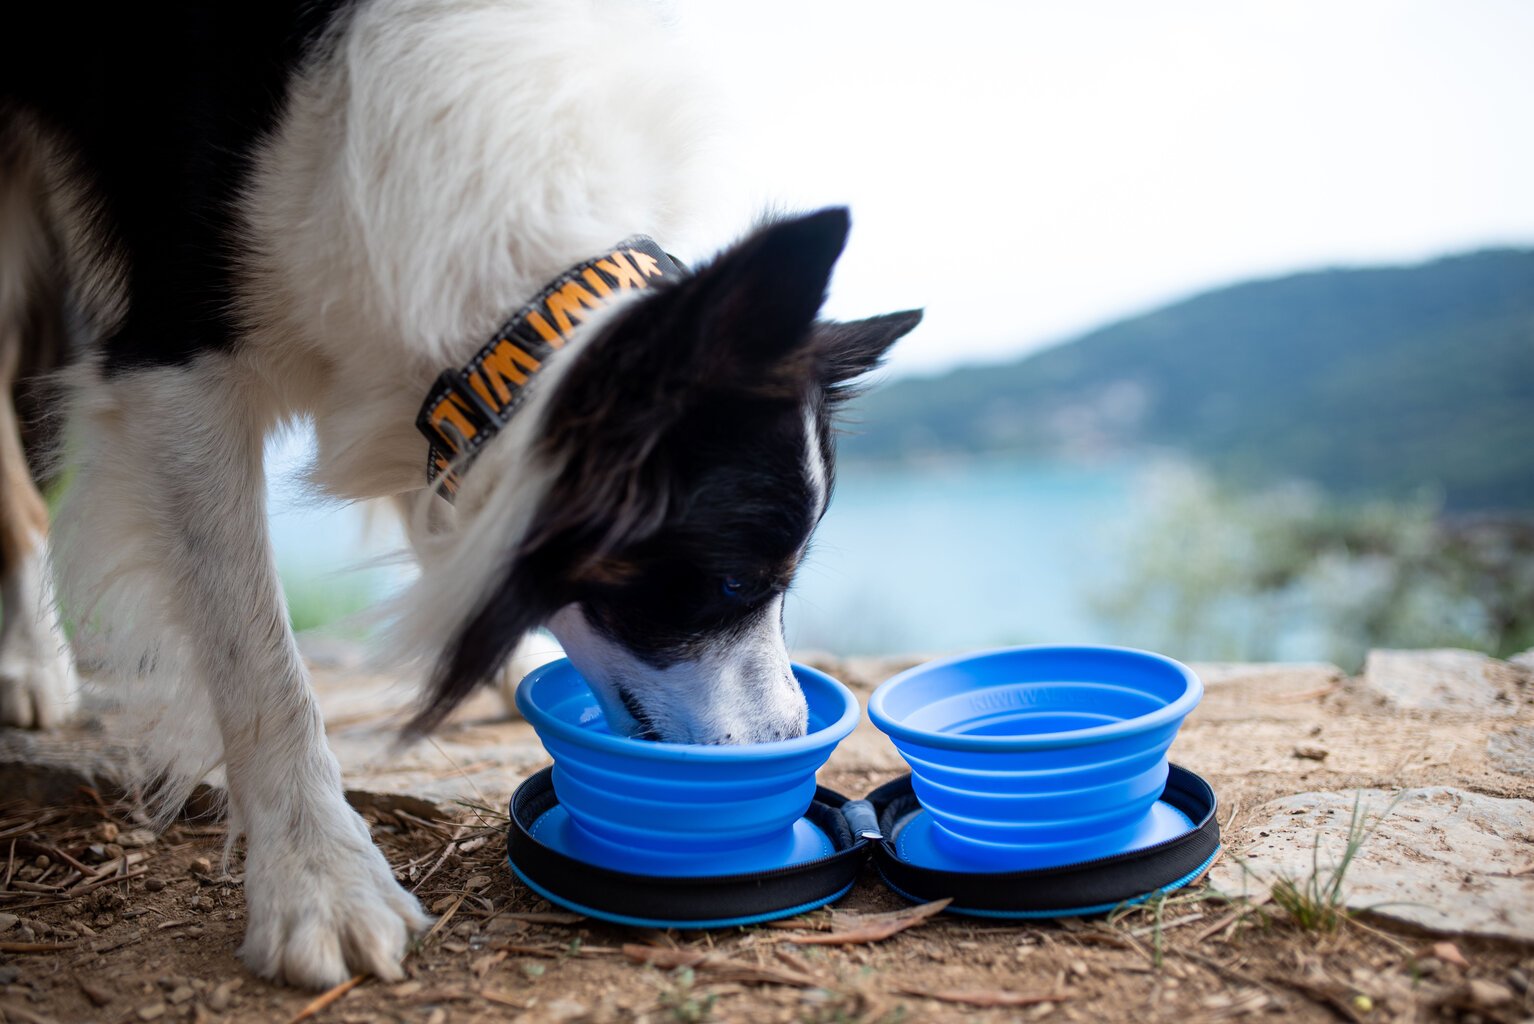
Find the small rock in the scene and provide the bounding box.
[189,895,202,911]
[465,874,493,891]
[1467,979,1513,1007]
[189,857,213,876]
[390,981,423,997]
[103,843,125,860]
[1293,744,1329,761]
[137,1004,166,1021]
[1432,941,1470,969]
[440,940,468,954]
[93,822,121,843]
[145,879,166,893]
[207,980,240,1012]
[545,998,588,1022]
[167,986,195,1005]
[1507,969,1529,994]
[1069,959,1089,978]
[425,1010,447,1024]
[0,913,17,932]
[78,978,114,1007]
[32,854,49,869]
[117,829,158,848]
[0,966,19,985]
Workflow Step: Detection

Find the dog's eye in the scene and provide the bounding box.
[720,576,745,600]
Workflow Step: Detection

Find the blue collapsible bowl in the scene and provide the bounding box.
[515,659,860,877]
[868,645,1203,871]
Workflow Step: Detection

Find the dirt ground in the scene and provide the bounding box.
[0,654,1530,1024]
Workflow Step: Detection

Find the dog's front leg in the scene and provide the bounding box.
[59,360,428,987]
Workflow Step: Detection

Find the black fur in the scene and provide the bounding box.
[413,210,921,734]
[1,3,350,373]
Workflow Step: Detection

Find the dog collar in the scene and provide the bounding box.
[417,237,686,499]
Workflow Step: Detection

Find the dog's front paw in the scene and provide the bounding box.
[0,646,77,729]
[239,816,431,989]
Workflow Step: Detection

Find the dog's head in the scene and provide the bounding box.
[414,209,919,743]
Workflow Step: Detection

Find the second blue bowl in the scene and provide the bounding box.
[868,645,1202,869]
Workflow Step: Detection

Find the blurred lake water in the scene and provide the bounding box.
[266,429,1142,654]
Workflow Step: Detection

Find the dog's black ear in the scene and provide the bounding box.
[692,206,851,365]
[815,309,924,401]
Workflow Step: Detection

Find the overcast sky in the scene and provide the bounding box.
[673,1,1534,378]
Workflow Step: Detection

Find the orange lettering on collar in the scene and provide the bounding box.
[471,339,542,406]
[544,280,604,335]
[627,248,663,279]
[594,251,645,291]
[429,394,479,453]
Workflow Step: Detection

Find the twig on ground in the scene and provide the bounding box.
[782,899,951,946]
[623,944,827,988]
[285,975,366,1024]
[892,986,1071,1008]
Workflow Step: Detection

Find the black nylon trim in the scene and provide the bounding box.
[505,764,1221,923]
[867,764,1220,914]
[506,767,866,925]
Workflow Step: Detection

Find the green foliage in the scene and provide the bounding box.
[1092,465,1534,669]
[658,966,717,1023]
[282,569,379,636]
[843,249,1534,510]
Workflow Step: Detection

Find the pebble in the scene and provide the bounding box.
[137,1004,166,1021]
[207,979,241,1012]
[145,879,166,893]
[1069,960,1089,978]
[94,822,121,843]
[189,857,213,876]
[78,978,114,1007]
[1467,979,1514,1008]
[1293,744,1329,761]
[1507,969,1529,994]
[167,986,195,1005]
[118,829,158,848]
[544,999,588,1022]
[0,913,16,932]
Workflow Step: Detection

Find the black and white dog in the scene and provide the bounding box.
[0,0,917,989]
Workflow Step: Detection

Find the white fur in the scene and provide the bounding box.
[49,0,732,989]
[803,405,829,518]
[0,539,77,729]
[548,598,806,744]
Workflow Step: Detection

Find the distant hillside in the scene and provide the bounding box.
[842,249,1534,510]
